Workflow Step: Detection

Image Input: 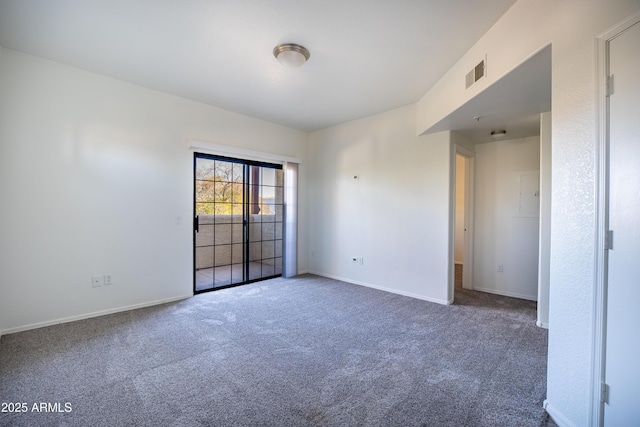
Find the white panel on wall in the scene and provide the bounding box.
[515,171,540,217]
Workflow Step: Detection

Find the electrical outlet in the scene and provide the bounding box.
[91,275,102,287]
[104,274,112,285]
[497,264,504,273]
[358,257,364,265]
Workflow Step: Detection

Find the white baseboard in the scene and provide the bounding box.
[543,400,577,427]
[473,286,538,302]
[0,294,193,337]
[536,320,549,329]
[307,270,451,305]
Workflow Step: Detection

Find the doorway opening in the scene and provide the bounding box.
[453,147,474,298]
[193,153,284,293]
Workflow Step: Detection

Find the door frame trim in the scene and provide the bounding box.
[188,140,302,165]
[592,12,640,427]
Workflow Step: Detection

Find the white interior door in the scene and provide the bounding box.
[604,20,640,426]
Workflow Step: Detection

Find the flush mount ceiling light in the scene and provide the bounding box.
[273,43,310,68]
[490,130,507,139]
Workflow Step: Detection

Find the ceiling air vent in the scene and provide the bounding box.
[465,58,486,89]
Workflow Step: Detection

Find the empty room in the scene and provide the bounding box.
[1,1,639,426]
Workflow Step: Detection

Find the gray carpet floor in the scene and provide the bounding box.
[0,274,548,426]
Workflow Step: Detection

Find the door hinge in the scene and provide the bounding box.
[601,382,610,404]
[605,230,614,250]
[606,75,614,97]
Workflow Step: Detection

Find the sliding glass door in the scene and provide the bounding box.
[194,153,283,293]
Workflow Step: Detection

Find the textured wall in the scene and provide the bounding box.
[546,2,640,425]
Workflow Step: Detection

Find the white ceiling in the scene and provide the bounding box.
[0,0,524,132]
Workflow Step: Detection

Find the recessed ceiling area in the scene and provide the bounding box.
[426,45,552,144]
[0,0,518,131]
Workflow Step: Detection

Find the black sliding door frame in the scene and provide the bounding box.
[193,152,283,294]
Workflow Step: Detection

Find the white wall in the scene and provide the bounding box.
[308,105,452,304]
[547,3,640,425]
[473,136,540,301]
[417,1,640,425]
[0,49,308,334]
[3,0,640,423]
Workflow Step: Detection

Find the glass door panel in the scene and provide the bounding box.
[247,166,284,281]
[194,154,283,293]
[194,156,245,291]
